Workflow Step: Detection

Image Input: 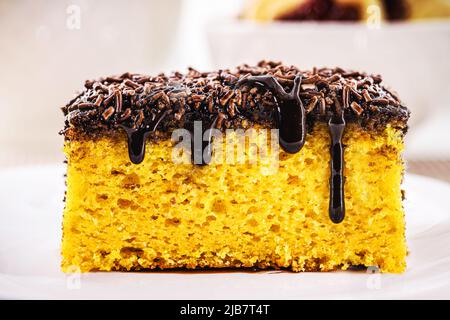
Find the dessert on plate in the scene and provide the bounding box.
[60,61,409,273]
[241,0,450,22]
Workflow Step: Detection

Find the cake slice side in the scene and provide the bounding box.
[61,124,406,273]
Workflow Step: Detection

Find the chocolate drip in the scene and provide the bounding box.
[121,111,168,164]
[189,116,219,166]
[328,113,346,223]
[236,74,306,153]
[122,126,150,164]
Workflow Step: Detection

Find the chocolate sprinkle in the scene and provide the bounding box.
[61,61,409,140]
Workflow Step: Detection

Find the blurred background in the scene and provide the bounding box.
[0,0,449,180]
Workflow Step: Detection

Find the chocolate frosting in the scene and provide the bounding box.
[61,61,409,140]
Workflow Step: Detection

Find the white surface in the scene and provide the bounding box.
[0,0,182,164]
[207,20,450,127]
[405,106,450,160]
[0,165,450,299]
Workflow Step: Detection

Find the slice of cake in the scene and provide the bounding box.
[60,61,409,273]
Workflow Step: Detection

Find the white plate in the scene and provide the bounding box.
[0,164,449,299]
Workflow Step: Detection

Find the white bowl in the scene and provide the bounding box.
[207,20,450,126]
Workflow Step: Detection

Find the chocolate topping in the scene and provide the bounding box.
[61,61,409,140]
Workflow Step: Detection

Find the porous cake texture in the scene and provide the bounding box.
[60,61,409,273]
